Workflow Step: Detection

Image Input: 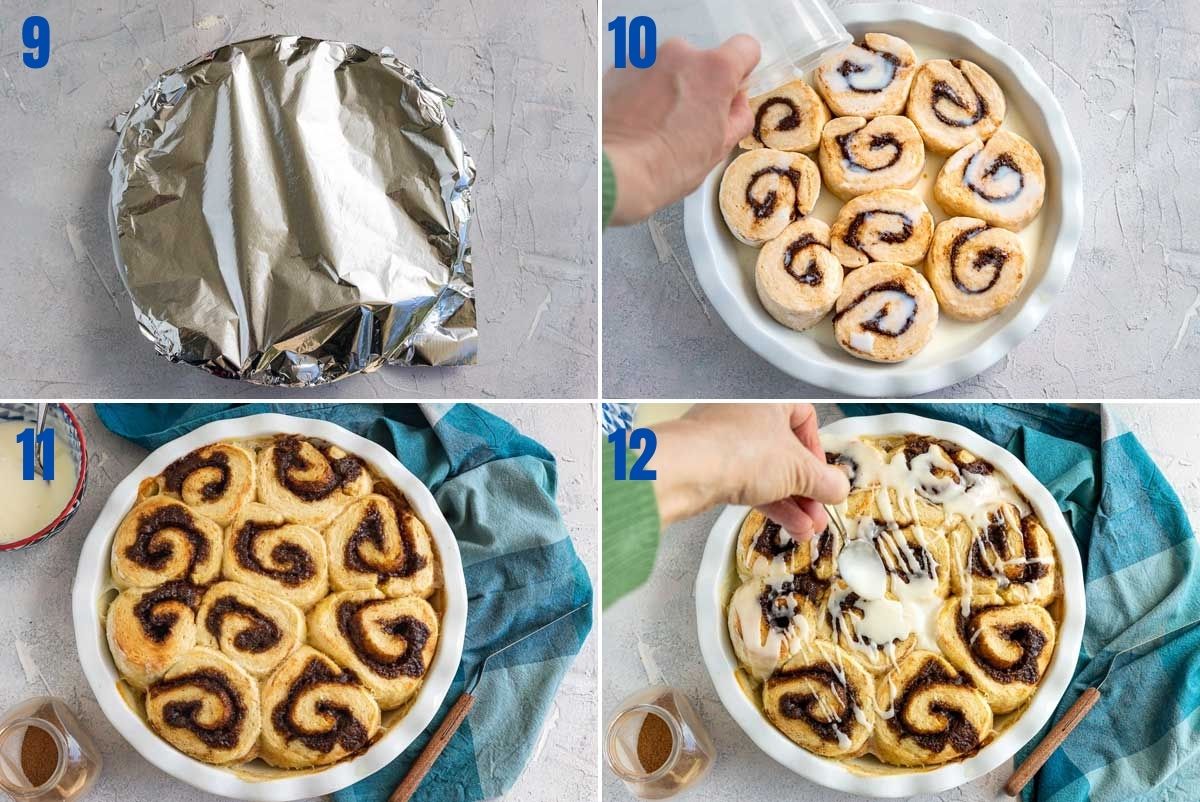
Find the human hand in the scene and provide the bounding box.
[603,35,761,225]
[649,404,850,538]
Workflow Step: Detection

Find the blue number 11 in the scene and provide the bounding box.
[17,427,54,480]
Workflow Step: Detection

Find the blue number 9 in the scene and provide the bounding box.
[23,16,50,69]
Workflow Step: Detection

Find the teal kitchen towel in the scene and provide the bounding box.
[96,402,594,802]
[841,403,1200,802]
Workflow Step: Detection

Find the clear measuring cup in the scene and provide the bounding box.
[699,0,851,96]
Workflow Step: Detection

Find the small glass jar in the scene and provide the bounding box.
[0,698,101,802]
[605,686,715,800]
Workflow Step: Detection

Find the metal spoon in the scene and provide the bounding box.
[33,403,48,479]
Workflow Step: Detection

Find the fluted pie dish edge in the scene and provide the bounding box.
[71,413,467,802]
[694,413,1085,796]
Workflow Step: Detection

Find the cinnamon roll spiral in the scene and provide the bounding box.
[257,436,373,527]
[906,59,1006,154]
[111,497,224,588]
[259,646,382,769]
[158,442,256,526]
[830,189,934,269]
[818,116,925,201]
[195,581,306,678]
[865,523,951,599]
[755,218,843,332]
[814,34,918,119]
[832,262,938,363]
[762,640,875,757]
[936,598,1056,713]
[736,509,841,580]
[307,589,440,710]
[222,502,329,610]
[106,581,202,689]
[873,650,993,766]
[739,80,829,153]
[728,575,828,680]
[925,217,1026,321]
[145,647,261,765]
[719,149,821,246]
[935,131,1046,232]
[325,494,436,599]
[823,580,917,674]
[950,503,1057,606]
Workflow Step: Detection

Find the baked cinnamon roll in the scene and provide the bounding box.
[925,217,1026,320]
[818,116,925,200]
[307,589,440,710]
[949,504,1057,606]
[728,575,827,680]
[873,650,993,766]
[719,149,821,246]
[934,131,1046,231]
[111,497,223,588]
[222,502,329,610]
[259,646,382,769]
[195,581,306,679]
[755,218,843,331]
[936,597,1056,713]
[739,80,829,153]
[823,580,917,674]
[824,438,888,491]
[106,581,202,689]
[762,639,875,757]
[257,436,373,528]
[832,262,938,363]
[843,487,945,530]
[325,494,437,599]
[736,508,841,580]
[814,34,918,119]
[158,442,256,526]
[863,523,951,600]
[145,647,261,765]
[830,189,934,269]
[906,59,1006,154]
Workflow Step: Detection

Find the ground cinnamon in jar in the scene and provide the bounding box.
[636,712,673,773]
[21,725,58,787]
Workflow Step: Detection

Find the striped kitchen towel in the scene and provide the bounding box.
[95,402,594,802]
[841,403,1200,802]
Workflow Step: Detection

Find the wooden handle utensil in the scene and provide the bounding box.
[388,692,477,802]
[1004,687,1101,796]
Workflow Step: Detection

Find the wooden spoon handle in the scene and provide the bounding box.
[1004,687,1101,797]
[389,692,477,802]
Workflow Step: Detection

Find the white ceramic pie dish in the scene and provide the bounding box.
[71,413,468,802]
[694,412,1086,796]
[684,3,1083,396]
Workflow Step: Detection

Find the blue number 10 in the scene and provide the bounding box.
[608,15,657,69]
[16,427,54,480]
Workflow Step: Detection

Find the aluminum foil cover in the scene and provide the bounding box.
[108,35,477,386]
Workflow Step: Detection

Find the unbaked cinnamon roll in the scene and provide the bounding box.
[739,80,829,153]
[736,509,840,580]
[259,646,382,769]
[818,116,925,200]
[719,149,821,246]
[157,442,256,526]
[307,589,440,710]
[111,497,224,588]
[873,650,993,766]
[906,59,1006,154]
[934,131,1046,231]
[925,217,1026,320]
[325,494,436,599]
[106,581,202,689]
[755,218,843,331]
[195,581,306,679]
[222,502,329,610]
[145,647,261,765]
[814,34,918,119]
[762,639,875,757]
[257,436,373,528]
[949,503,1057,606]
[728,575,828,680]
[830,189,933,269]
[832,262,938,363]
[936,597,1056,713]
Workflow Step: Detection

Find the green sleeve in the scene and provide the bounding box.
[602,438,662,607]
[602,152,617,228]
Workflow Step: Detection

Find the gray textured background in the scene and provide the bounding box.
[0,0,597,399]
[0,403,598,802]
[602,403,1200,802]
[603,0,1200,399]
